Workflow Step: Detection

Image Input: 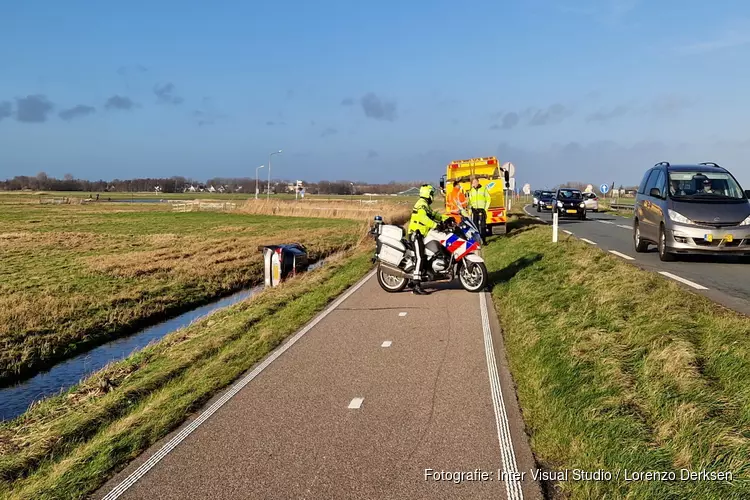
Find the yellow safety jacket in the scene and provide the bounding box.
[407,198,449,236]
[468,185,491,210]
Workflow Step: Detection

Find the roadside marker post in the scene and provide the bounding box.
[552,211,559,242]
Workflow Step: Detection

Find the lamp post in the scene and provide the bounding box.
[267,150,282,200]
[255,165,265,199]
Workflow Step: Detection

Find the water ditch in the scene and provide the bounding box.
[0,259,327,421]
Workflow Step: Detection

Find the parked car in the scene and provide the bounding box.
[582,192,599,212]
[536,190,555,212]
[633,162,750,261]
[553,188,586,220]
[532,190,542,207]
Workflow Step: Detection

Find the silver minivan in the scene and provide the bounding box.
[633,162,750,261]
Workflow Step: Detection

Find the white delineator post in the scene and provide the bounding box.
[552,210,559,243]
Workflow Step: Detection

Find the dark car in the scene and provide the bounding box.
[536,190,555,212]
[553,188,586,220]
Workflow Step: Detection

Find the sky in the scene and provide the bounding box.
[2,0,750,189]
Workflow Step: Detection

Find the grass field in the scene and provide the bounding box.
[485,214,750,499]
[0,202,366,385]
[0,190,422,204]
[0,248,374,499]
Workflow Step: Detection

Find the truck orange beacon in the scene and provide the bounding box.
[440,156,510,235]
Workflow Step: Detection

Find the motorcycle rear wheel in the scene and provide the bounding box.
[376,264,408,292]
[458,261,488,292]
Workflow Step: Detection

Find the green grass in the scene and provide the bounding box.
[485,214,750,499]
[0,203,361,385]
[0,248,374,499]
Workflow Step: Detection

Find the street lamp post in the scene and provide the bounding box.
[267,150,282,200]
[255,165,265,200]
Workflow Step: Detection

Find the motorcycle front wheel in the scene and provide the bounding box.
[458,260,488,292]
[376,263,408,292]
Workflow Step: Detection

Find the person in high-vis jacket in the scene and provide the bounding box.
[407,184,450,295]
[445,180,468,222]
[468,177,491,244]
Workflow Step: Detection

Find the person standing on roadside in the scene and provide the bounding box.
[445,180,468,222]
[468,177,491,244]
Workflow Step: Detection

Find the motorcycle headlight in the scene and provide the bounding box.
[579,202,585,208]
[557,201,563,207]
[668,209,693,225]
[740,215,750,226]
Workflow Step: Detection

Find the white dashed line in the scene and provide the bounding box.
[562,230,572,235]
[348,397,364,409]
[608,250,634,261]
[658,272,708,290]
[597,220,615,225]
[398,312,407,317]
[580,238,597,245]
[381,341,392,348]
[617,224,632,230]
[101,270,377,500]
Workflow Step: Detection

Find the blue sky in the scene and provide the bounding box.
[2,0,750,188]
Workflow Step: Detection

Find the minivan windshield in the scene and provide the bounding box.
[668,171,746,201]
[558,189,582,199]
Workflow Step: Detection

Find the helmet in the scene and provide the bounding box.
[419,184,435,203]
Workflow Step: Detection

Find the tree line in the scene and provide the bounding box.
[0,172,431,195]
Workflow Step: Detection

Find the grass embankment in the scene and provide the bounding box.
[0,203,368,385]
[486,214,750,499]
[0,248,374,499]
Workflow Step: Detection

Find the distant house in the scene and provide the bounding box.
[397,186,422,196]
[207,185,216,193]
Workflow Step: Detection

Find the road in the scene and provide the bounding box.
[525,205,750,316]
[96,272,542,500]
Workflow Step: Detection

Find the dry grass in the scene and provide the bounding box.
[236,199,411,225]
[0,203,362,385]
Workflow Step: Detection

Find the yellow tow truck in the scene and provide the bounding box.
[439,156,510,235]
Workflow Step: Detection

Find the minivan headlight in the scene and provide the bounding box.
[557,201,563,207]
[579,202,585,208]
[740,215,750,226]
[668,209,693,225]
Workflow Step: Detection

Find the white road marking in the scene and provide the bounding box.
[608,250,634,261]
[101,270,377,500]
[580,238,597,245]
[658,271,708,290]
[381,341,392,348]
[618,224,632,230]
[348,397,364,409]
[398,312,407,317]
[562,230,572,235]
[479,293,523,500]
[597,220,615,225]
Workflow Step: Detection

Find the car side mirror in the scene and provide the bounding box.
[439,178,445,190]
[649,187,662,198]
[745,189,750,198]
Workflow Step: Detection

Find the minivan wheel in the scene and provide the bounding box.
[634,220,648,252]
[658,224,676,262]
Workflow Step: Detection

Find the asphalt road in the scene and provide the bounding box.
[96,272,542,500]
[525,205,750,316]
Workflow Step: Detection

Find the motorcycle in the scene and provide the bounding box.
[369,214,488,293]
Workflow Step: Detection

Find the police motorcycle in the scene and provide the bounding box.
[369,213,488,293]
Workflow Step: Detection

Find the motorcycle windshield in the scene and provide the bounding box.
[458,220,480,244]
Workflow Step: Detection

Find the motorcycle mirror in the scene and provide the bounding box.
[439,178,445,189]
